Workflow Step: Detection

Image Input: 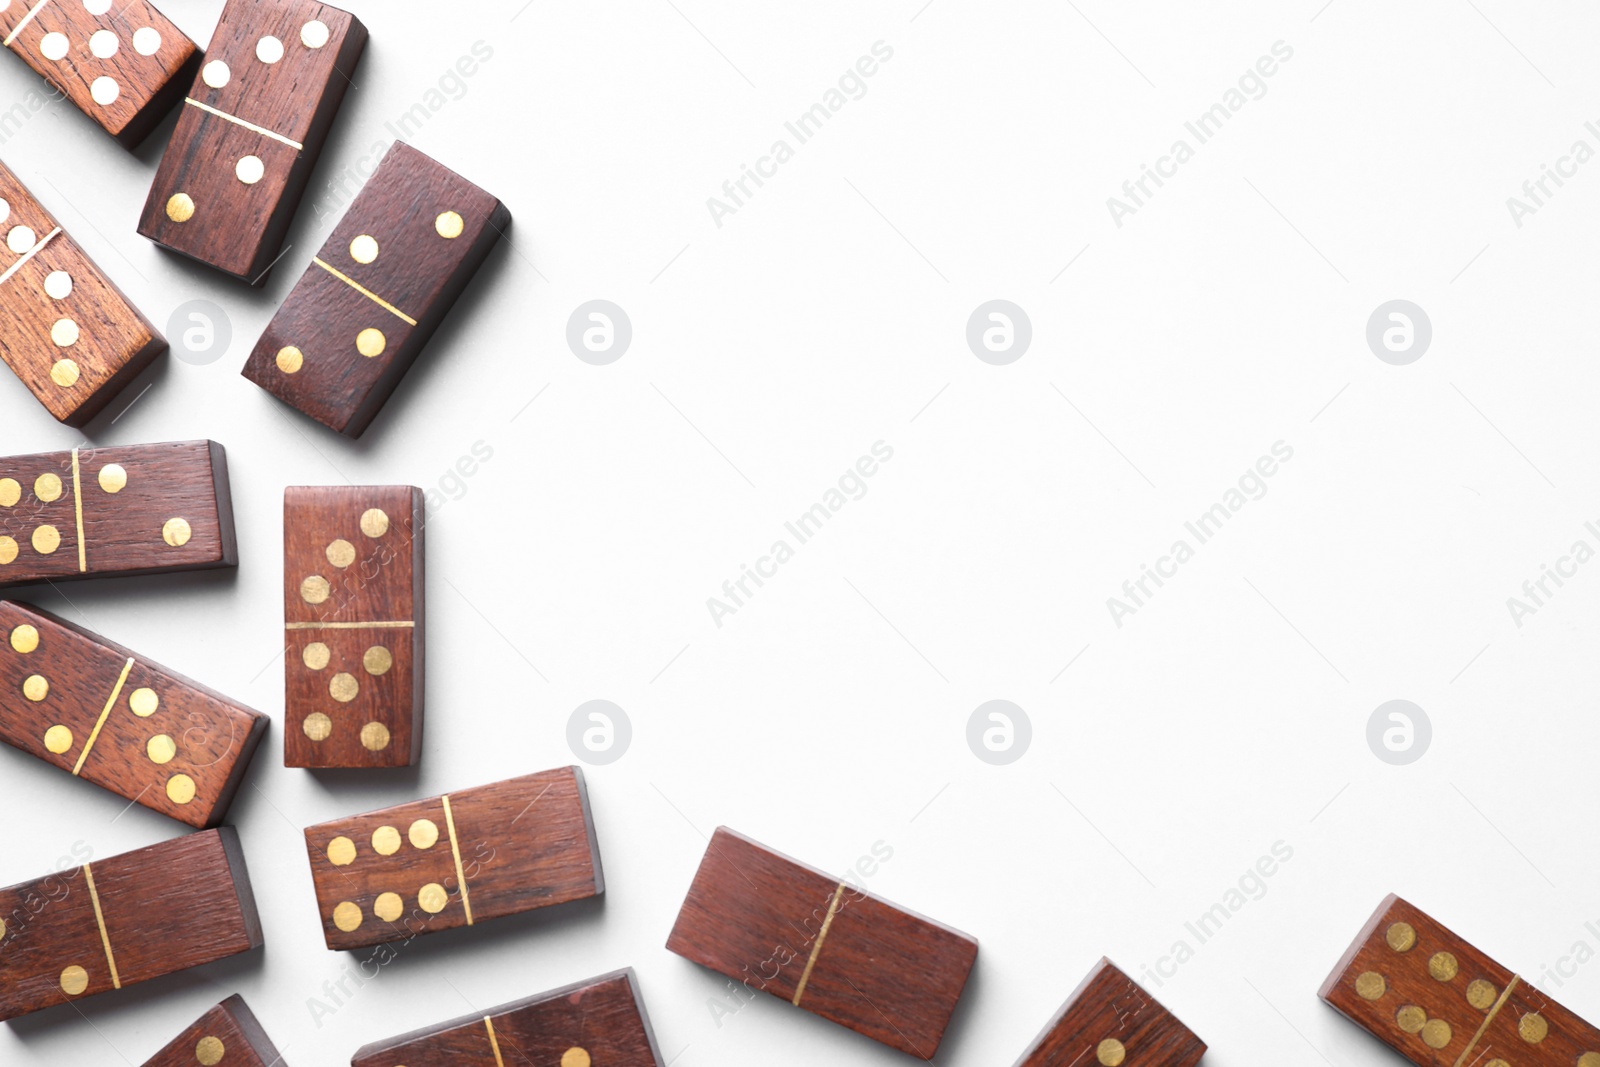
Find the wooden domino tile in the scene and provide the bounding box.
[1320,894,1600,1067]
[302,767,602,950]
[141,995,287,1067]
[283,485,423,768]
[0,601,268,828]
[0,828,262,1021]
[665,826,979,1058]
[0,159,167,426]
[0,440,236,586]
[1013,958,1206,1067]
[352,969,664,1067]
[138,0,367,284]
[0,0,198,147]
[241,141,510,437]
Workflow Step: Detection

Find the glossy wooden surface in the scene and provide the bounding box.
[0,440,236,585]
[1013,958,1206,1067]
[0,0,197,146]
[665,826,978,1058]
[242,141,510,436]
[351,970,663,1067]
[0,159,166,425]
[282,485,423,768]
[140,995,287,1067]
[138,0,367,283]
[0,601,268,828]
[0,828,262,1020]
[1320,894,1600,1067]
[302,767,603,950]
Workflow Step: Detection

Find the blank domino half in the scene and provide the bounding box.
[666,826,978,1058]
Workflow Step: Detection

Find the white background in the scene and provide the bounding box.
[2,1,1599,1064]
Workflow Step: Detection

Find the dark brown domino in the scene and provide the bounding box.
[140,995,287,1067]
[351,969,663,1067]
[0,828,262,1021]
[0,0,198,147]
[1320,894,1600,1067]
[302,767,602,950]
[0,159,166,425]
[283,485,423,768]
[137,0,367,284]
[0,440,237,586]
[665,826,978,1058]
[1013,958,1206,1067]
[241,141,510,437]
[0,601,268,828]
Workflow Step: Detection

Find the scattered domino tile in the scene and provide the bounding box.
[282,485,423,768]
[0,440,237,586]
[1012,958,1206,1067]
[138,0,367,283]
[0,159,166,425]
[0,828,262,1021]
[242,141,510,437]
[139,995,288,1067]
[0,0,198,146]
[352,970,663,1067]
[302,767,603,950]
[666,826,978,1058]
[1321,894,1600,1067]
[0,600,268,827]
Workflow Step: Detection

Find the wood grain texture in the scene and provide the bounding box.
[141,995,287,1067]
[1320,894,1600,1067]
[351,969,663,1067]
[665,826,978,1058]
[0,159,166,425]
[302,767,603,950]
[0,828,262,1021]
[0,440,237,586]
[0,600,268,828]
[282,485,423,768]
[241,141,510,437]
[0,0,198,147]
[1013,958,1206,1067]
[137,0,366,283]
